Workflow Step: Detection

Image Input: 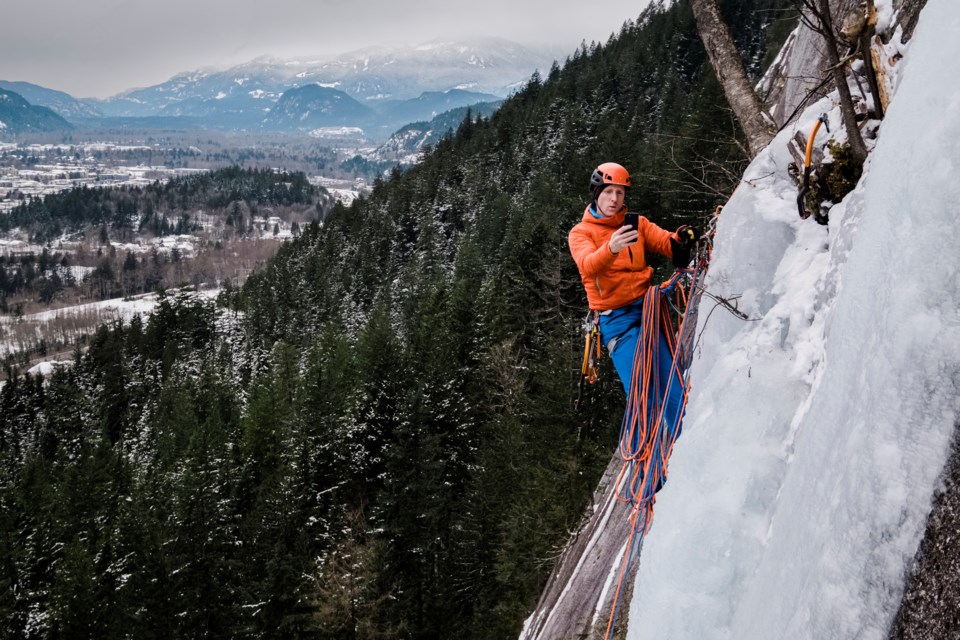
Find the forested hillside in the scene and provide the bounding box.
[1,167,328,311]
[0,1,798,637]
[0,89,72,134]
[3,166,323,243]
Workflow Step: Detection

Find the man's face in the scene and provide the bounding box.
[597,185,626,216]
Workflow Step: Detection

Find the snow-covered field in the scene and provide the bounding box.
[309,127,365,138]
[0,287,220,363]
[627,1,960,638]
[309,175,364,206]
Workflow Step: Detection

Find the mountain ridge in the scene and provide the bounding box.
[0,80,102,119]
[79,38,556,118]
[0,88,73,134]
[8,38,548,139]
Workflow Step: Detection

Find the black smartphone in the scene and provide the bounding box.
[623,212,639,231]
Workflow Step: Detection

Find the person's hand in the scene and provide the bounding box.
[670,225,700,268]
[608,225,639,253]
[676,225,700,248]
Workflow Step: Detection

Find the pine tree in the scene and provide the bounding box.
[347,304,409,504]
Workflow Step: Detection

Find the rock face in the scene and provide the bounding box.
[888,426,960,640]
[759,0,929,128]
[894,0,928,41]
[759,0,862,127]
[520,456,638,640]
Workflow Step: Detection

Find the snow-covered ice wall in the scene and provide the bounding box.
[628,0,960,638]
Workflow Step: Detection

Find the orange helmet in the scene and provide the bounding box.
[590,162,631,191]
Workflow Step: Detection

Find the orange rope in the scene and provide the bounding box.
[602,254,707,640]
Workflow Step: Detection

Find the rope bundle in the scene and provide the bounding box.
[603,240,711,640]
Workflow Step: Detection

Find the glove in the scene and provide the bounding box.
[670,225,700,268]
[676,225,700,248]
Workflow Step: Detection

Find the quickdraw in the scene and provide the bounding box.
[575,310,602,412]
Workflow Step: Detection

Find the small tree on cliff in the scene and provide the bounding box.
[793,0,870,164]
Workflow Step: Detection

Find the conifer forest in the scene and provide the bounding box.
[0,1,798,637]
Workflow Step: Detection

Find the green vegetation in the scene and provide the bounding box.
[799,141,865,221]
[821,141,865,204]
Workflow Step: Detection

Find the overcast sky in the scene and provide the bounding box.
[1,0,649,99]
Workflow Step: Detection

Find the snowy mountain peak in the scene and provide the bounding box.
[77,38,552,126]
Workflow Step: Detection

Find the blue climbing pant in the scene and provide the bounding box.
[598,297,686,440]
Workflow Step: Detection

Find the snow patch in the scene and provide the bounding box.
[27,360,72,376]
[308,127,364,138]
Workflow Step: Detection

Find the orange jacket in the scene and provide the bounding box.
[568,206,676,311]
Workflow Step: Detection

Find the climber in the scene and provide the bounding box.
[568,162,698,437]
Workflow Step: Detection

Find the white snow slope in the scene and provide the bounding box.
[628,1,960,639]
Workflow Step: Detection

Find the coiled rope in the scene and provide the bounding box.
[602,224,714,640]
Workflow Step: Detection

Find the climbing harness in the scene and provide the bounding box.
[796,113,831,225]
[575,310,602,412]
